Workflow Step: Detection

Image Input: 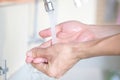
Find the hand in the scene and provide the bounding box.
[26,43,87,78]
[39,20,95,46]
[26,20,96,78]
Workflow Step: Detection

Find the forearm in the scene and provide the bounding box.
[76,33,120,59]
[89,25,120,39]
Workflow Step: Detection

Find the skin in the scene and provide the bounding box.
[26,21,120,78]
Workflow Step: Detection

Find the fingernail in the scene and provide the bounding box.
[33,58,48,63]
[26,51,33,57]
[26,57,34,63]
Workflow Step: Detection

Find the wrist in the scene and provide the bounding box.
[88,25,120,39]
[71,42,93,59]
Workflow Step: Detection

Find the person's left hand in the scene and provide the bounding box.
[38,21,95,47]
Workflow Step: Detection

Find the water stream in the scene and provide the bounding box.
[28,2,57,80]
[48,11,57,44]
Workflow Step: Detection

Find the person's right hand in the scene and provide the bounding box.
[28,42,90,78]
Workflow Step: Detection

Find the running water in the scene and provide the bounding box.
[28,0,57,80]
[48,9,60,80]
[48,7,61,80]
[27,0,56,80]
[48,11,57,44]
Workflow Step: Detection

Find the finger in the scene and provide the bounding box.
[26,47,47,59]
[26,40,52,63]
[33,58,48,64]
[32,63,58,78]
[32,63,49,76]
[40,40,52,48]
[26,56,34,63]
[39,25,62,38]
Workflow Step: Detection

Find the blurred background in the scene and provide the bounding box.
[0,0,120,80]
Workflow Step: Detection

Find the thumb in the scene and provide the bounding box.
[27,47,46,58]
[26,39,52,63]
[26,47,47,63]
[32,62,49,76]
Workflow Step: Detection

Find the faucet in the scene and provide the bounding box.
[73,0,82,8]
[43,0,82,12]
[0,60,8,80]
[43,0,54,12]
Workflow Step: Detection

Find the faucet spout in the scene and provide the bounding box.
[43,0,54,12]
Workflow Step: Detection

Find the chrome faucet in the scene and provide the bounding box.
[73,0,82,8]
[43,0,54,12]
[43,0,82,12]
[0,60,8,80]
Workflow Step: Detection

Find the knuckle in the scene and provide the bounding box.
[30,47,40,58]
